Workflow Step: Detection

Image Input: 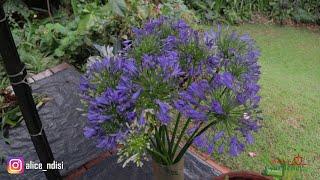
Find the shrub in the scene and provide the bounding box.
[80,18,262,166]
[23,0,198,66]
[183,0,320,25]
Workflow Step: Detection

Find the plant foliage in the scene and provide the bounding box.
[184,0,320,25]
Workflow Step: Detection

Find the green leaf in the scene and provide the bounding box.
[147,148,170,165]
[77,14,96,33]
[54,49,65,57]
[108,0,127,17]
[137,5,149,20]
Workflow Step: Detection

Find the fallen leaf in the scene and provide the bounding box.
[248,152,257,157]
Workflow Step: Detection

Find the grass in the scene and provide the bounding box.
[213,24,320,179]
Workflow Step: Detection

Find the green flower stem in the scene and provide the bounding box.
[168,64,195,158]
[174,119,219,163]
[153,125,173,164]
[154,126,164,154]
[169,112,181,156]
[160,125,167,149]
[147,148,169,165]
[164,126,171,153]
[171,118,191,160]
[220,87,228,98]
[149,136,157,149]
[161,126,173,164]
[173,123,202,163]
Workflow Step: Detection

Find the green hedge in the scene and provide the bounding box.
[184,0,320,25]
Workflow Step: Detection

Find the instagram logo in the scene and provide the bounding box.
[7,157,24,174]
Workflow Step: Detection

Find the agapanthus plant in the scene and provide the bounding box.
[80,17,262,167]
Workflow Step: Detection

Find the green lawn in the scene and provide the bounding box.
[213,24,320,179]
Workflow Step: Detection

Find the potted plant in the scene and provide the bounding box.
[79,17,262,180]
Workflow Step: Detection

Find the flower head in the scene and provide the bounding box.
[155,100,171,125]
[80,18,262,160]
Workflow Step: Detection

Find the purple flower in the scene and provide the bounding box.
[193,134,207,149]
[126,111,137,121]
[241,119,261,132]
[133,17,166,38]
[236,83,260,105]
[207,56,220,69]
[187,123,201,136]
[122,40,132,50]
[84,127,97,138]
[139,115,146,126]
[204,31,216,48]
[245,132,254,144]
[156,100,171,125]
[145,18,163,33]
[230,32,238,40]
[142,54,155,69]
[211,100,224,115]
[236,93,247,105]
[214,131,225,141]
[95,91,112,105]
[251,96,261,108]
[123,58,138,76]
[214,72,234,89]
[187,81,209,100]
[239,34,251,43]
[174,99,189,112]
[131,89,142,102]
[79,76,90,93]
[157,51,183,80]
[218,144,224,154]
[207,144,214,154]
[204,28,220,49]
[179,92,199,106]
[173,19,189,30]
[229,137,245,156]
[247,50,260,60]
[133,27,144,37]
[87,111,112,123]
[96,136,117,150]
[122,40,132,46]
[185,109,208,121]
[163,35,177,50]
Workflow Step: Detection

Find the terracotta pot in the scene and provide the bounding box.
[152,158,184,180]
[214,171,273,180]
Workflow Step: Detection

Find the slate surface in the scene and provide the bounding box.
[81,151,220,180]
[0,67,220,180]
[0,68,103,180]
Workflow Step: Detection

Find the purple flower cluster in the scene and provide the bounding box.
[173,73,260,155]
[80,18,262,157]
[132,17,166,39]
[80,57,141,150]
